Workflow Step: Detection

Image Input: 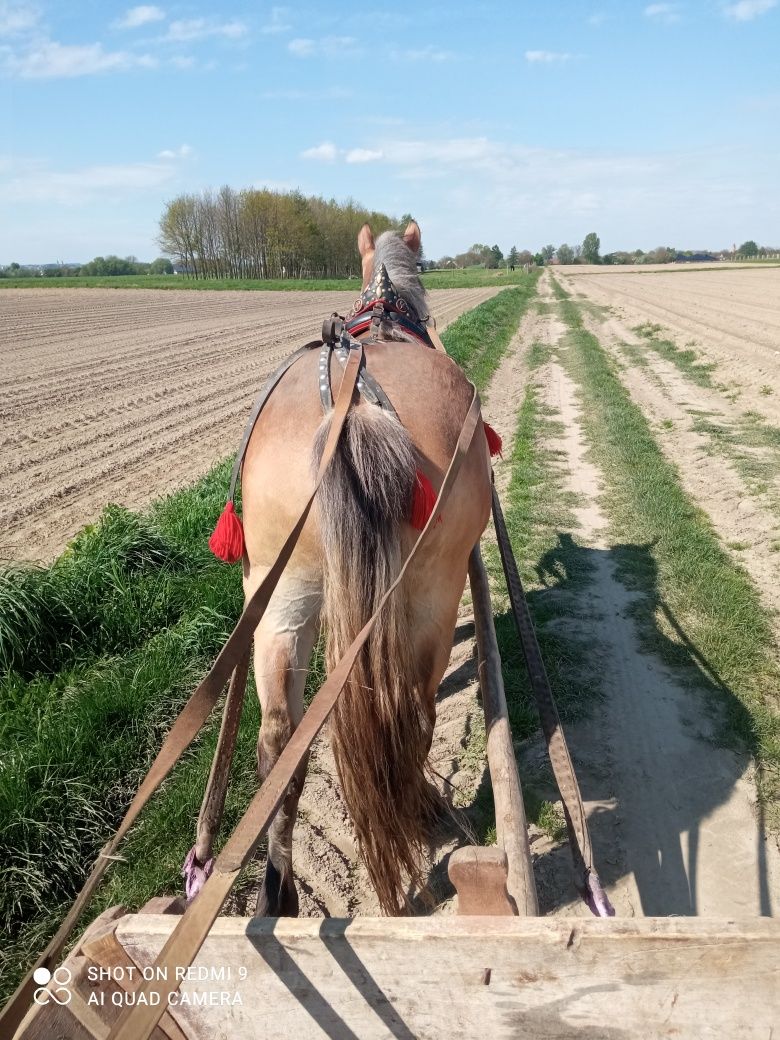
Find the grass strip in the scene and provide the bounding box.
[0,284,539,1000]
[632,322,716,387]
[442,272,540,389]
[0,268,536,292]
[471,338,601,842]
[550,276,780,823]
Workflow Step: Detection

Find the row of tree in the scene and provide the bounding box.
[157,188,404,280]
[0,257,173,278]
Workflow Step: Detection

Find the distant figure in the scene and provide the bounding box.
[510,263,515,272]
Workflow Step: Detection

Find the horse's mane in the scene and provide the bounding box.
[372,231,428,320]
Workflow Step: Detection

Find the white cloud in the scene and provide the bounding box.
[287,37,314,56]
[156,144,193,160]
[261,86,351,100]
[116,6,165,29]
[165,18,247,41]
[395,44,454,62]
[587,11,608,25]
[345,148,383,163]
[0,2,39,35]
[3,158,177,204]
[288,35,357,58]
[261,6,291,34]
[301,141,338,161]
[644,3,681,22]
[723,0,776,19]
[5,40,157,78]
[524,50,572,63]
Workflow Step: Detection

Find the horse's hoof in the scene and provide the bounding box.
[255,860,299,917]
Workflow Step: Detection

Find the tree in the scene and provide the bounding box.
[489,244,504,268]
[557,243,575,265]
[582,232,600,264]
[507,246,519,268]
[533,252,544,266]
[541,244,555,263]
[149,257,174,274]
[738,240,758,257]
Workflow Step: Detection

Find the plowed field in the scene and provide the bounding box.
[0,287,498,563]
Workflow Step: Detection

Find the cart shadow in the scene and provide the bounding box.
[514,532,773,918]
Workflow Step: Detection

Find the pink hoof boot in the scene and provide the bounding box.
[182,846,214,903]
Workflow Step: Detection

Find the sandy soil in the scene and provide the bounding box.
[0,287,498,564]
[7,277,777,922]
[525,272,780,917]
[559,266,780,424]
[557,267,780,640]
[236,273,780,920]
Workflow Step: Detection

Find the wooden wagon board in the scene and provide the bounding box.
[19,909,780,1040]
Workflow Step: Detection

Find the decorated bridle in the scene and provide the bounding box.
[342,261,434,348]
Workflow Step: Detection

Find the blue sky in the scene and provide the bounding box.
[2,0,779,263]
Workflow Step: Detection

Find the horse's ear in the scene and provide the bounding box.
[403,220,421,255]
[358,223,375,258]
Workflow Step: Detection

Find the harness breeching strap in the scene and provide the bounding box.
[106,389,483,1040]
[0,343,365,1040]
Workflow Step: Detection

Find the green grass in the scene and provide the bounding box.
[688,410,780,498]
[466,334,602,843]
[0,267,536,292]
[0,462,250,1000]
[0,274,364,292]
[442,272,541,389]
[632,323,717,387]
[551,276,780,822]
[0,284,542,1001]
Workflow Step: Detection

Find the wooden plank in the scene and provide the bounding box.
[448,847,515,915]
[468,545,538,915]
[81,922,188,1040]
[114,914,780,1039]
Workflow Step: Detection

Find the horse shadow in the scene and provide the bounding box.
[427,533,774,918]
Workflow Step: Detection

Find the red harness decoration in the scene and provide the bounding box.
[483,421,503,457]
[209,501,245,564]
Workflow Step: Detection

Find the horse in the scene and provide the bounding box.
[239,221,492,916]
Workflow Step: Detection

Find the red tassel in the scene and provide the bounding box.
[483,421,503,457]
[208,501,245,563]
[410,469,437,530]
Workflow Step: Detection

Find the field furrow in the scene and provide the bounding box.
[0,287,498,562]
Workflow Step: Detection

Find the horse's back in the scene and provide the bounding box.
[241,341,491,570]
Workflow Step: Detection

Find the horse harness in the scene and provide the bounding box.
[0,275,613,1040]
[226,263,435,505]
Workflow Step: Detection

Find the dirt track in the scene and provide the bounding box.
[5,275,778,923]
[560,267,780,423]
[0,287,498,563]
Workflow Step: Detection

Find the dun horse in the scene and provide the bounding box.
[240,222,492,915]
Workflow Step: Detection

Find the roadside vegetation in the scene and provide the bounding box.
[0,267,534,292]
[443,272,540,388]
[0,284,536,1003]
[550,276,780,824]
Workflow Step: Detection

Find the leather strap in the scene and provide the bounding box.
[192,649,252,866]
[107,389,483,1040]
[227,339,321,502]
[0,344,364,1040]
[426,320,448,353]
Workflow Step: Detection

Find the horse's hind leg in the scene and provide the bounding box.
[246,567,321,917]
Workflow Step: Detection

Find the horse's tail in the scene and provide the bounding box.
[314,402,438,914]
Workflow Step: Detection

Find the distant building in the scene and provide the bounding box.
[674,252,718,263]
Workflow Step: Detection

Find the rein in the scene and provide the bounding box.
[105,386,484,1040]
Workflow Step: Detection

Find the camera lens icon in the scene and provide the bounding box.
[33,966,72,1006]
